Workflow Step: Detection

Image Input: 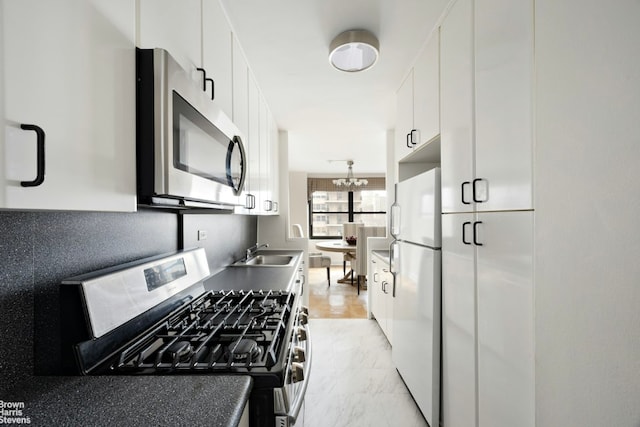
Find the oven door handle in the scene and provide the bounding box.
[288,324,312,423]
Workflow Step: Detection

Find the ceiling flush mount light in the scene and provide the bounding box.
[333,160,368,189]
[329,29,379,72]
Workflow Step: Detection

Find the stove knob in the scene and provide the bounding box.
[291,362,304,383]
[293,346,306,363]
[298,312,309,326]
[300,305,309,315]
[296,326,307,341]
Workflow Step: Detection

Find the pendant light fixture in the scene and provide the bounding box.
[333,160,368,189]
[329,29,379,72]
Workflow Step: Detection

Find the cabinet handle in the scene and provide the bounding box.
[406,133,412,148]
[273,202,278,212]
[382,281,388,294]
[461,181,471,205]
[196,68,208,91]
[246,194,256,209]
[472,178,485,203]
[373,272,379,283]
[20,124,46,187]
[205,77,215,100]
[462,221,472,245]
[473,221,484,246]
[410,129,418,146]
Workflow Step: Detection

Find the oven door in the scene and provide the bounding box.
[274,305,312,425]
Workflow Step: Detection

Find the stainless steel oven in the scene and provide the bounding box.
[60,248,311,427]
[136,48,246,209]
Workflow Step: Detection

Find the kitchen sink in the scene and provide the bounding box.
[232,254,294,267]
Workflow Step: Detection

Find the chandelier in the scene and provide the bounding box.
[332,160,368,189]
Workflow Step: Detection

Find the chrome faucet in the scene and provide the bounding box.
[246,243,269,260]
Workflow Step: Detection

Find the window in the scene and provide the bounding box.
[309,188,387,239]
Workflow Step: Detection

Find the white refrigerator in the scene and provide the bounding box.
[390,168,441,427]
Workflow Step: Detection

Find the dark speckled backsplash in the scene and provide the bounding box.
[0,209,256,388]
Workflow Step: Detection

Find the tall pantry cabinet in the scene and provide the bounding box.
[439,0,534,426]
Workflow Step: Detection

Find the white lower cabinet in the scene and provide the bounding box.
[1,0,136,212]
[370,254,393,344]
[442,210,533,427]
[442,212,477,427]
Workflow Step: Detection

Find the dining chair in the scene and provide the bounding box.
[341,222,363,279]
[291,224,332,285]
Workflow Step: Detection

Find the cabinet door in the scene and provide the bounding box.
[138,0,201,73]
[259,93,271,214]
[268,110,280,214]
[232,36,249,139]
[440,0,474,213]
[370,258,384,322]
[232,37,252,212]
[202,0,233,119]
[394,70,414,164]
[382,267,394,344]
[476,211,533,427]
[247,74,262,213]
[441,213,477,427]
[1,0,136,212]
[413,29,440,148]
[474,0,533,211]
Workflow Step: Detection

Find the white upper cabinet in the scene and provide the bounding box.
[413,30,441,150]
[259,95,271,213]
[395,31,441,164]
[440,0,474,214]
[139,0,233,116]
[441,0,533,213]
[232,36,250,140]
[0,0,136,212]
[395,70,415,163]
[233,37,279,216]
[202,0,233,119]
[138,0,201,73]
[246,73,261,213]
[268,113,279,214]
[474,0,533,212]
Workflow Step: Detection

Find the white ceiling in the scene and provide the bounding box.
[220,0,448,174]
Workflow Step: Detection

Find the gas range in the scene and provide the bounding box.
[61,248,310,427]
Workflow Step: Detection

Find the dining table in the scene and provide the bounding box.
[314,240,357,284]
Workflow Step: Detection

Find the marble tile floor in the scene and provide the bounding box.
[293,319,428,427]
[308,266,368,319]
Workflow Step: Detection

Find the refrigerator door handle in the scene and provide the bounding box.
[390,202,401,238]
[389,241,398,297]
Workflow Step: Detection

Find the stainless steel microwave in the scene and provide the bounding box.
[136,48,246,209]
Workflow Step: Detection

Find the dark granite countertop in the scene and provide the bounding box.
[2,375,252,427]
[204,250,303,293]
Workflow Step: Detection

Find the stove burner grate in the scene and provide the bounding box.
[113,289,294,373]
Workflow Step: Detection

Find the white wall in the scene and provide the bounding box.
[257,131,308,304]
[535,1,640,425]
[288,171,308,237]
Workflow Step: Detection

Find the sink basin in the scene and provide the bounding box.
[232,254,294,267]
